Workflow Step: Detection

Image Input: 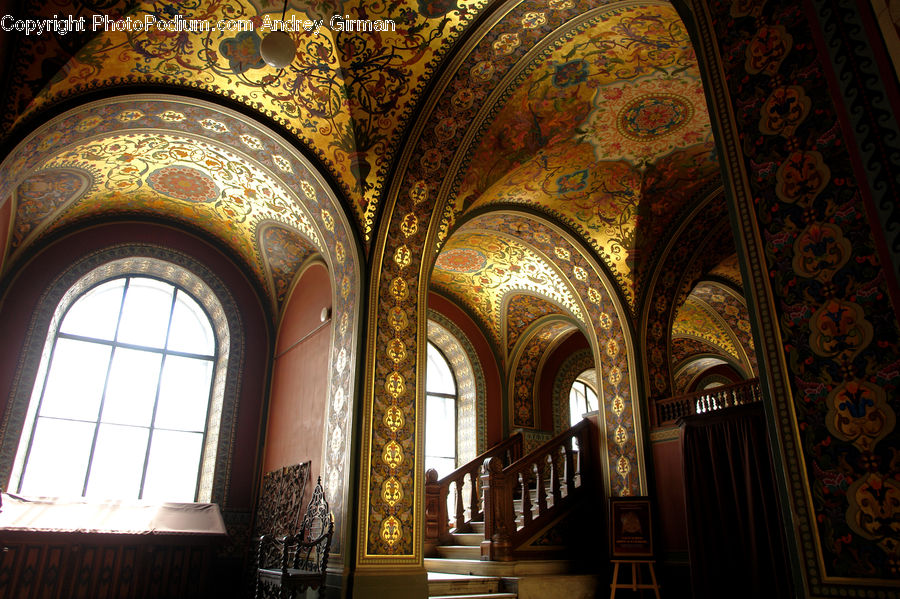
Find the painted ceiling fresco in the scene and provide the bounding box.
[671,296,740,362]
[430,227,584,353]
[2,0,488,239]
[0,96,348,314]
[673,356,729,395]
[709,253,743,287]
[436,1,720,308]
[671,280,757,379]
[504,294,566,360]
[512,319,576,429]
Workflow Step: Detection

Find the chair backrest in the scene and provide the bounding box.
[293,476,334,574]
[254,461,312,540]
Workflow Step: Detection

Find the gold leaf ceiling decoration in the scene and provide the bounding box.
[0,96,353,315]
[671,295,739,363]
[12,0,487,239]
[431,227,584,350]
[435,2,718,308]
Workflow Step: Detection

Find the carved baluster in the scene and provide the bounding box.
[535,459,547,516]
[424,469,441,549]
[520,468,533,528]
[468,469,480,523]
[565,440,576,492]
[551,449,562,504]
[454,476,465,531]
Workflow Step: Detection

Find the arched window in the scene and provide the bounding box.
[425,342,457,478]
[569,370,599,427]
[6,256,233,503]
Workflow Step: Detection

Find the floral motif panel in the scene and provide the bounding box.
[5,0,490,240]
[431,228,584,350]
[693,0,900,590]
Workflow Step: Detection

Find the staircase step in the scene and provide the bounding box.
[452,532,484,546]
[436,545,482,559]
[430,595,517,599]
[469,521,485,534]
[428,572,499,596]
[425,558,574,577]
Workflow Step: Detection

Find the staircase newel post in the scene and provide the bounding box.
[481,456,512,561]
[424,468,446,554]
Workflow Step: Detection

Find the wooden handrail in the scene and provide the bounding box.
[480,420,592,561]
[655,378,761,426]
[424,433,523,550]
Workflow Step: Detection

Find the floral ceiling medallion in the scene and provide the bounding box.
[581,72,710,168]
[435,248,487,273]
[147,165,220,202]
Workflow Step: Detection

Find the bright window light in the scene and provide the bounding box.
[11,276,217,502]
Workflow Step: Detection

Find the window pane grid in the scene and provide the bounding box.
[16,276,217,501]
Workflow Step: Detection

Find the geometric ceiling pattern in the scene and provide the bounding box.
[7,0,488,239]
[671,295,740,360]
[670,280,757,381]
[504,294,566,360]
[431,227,584,353]
[672,356,730,395]
[0,96,343,315]
[440,1,720,309]
[0,0,730,325]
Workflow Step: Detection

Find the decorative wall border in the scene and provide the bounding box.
[689,0,900,592]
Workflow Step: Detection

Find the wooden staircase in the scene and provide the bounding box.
[428,523,516,598]
[424,421,603,598]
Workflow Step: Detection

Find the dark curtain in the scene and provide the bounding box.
[681,403,793,599]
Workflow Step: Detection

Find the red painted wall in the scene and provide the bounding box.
[539,332,590,431]
[427,292,503,446]
[262,263,332,487]
[0,222,270,511]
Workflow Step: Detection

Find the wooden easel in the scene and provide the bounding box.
[609,559,661,598]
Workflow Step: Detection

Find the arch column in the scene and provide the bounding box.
[686,0,900,594]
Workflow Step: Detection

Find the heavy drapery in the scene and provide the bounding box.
[681,404,793,598]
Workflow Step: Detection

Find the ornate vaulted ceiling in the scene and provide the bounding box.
[671,279,757,382]
[2,0,485,238]
[0,96,351,315]
[430,224,584,359]
[0,0,737,350]
[434,1,720,310]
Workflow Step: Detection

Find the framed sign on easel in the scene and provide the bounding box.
[609,497,660,598]
[610,497,654,557]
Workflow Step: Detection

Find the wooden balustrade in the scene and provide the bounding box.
[480,420,591,561]
[655,378,762,426]
[424,433,522,553]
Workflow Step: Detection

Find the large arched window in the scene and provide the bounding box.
[3,251,236,504]
[425,342,457,478]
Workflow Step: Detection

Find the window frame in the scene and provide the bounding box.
[0,248,241,506]
[569,375,599,427]
[424,341,458,478]
[10,275,219,501]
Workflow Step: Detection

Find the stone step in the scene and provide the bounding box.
[427,572,499,596]
[436,545,482,560]
[424,558,574,577]
[452,532,484,546]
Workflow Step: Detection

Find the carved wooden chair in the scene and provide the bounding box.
[256,476,334,599]
[253,462,312,585]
